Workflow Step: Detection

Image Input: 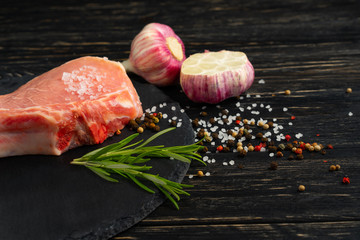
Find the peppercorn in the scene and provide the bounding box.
[153,117,159,124]
[192,119,199,127]
[321,149,326,155]
[199,146,208,153]
[243,119,248,124]
[346,88,352,93]
[314,145,321,152]
[254,145,261,152]
[128,119,139,129]
[137,127,144,133]
[269,161,278,170]
[217,145,223,152]
[258,121,264,127]
[238,164,244,169]
[248,145,255,152]
[236,116,242,121]
[238,149,247,157]
[263,124,269,130]
[154,125,160,132]
[261,137,268,143]
[197,170,204,177]
[197,131,205,138]
[211,132,219,140]
[342,177,350,184]
[250,121,255,126]
[145,112,151,118]
[278,144,286,151]
[256,132,263,138]
[209,118,216,124]
[223,118,229,124]
[276,151,284,158]
[223,146,230,152]
[236,146,243,152]
[285,134,291,141]
[245,133,252,140]
[116,129,121,135]
[267,121,274,128]
[157,112,163,119]
[227,130,233,135]
[329,165,336,171]
[170,120,177,127]
[221,109,229,115]
[135,117,142,124]
[298,185,305,192]
[336,164,341,170]
[309,146,315,152]
[285,143,293,150]
[288,154,295,160]
[327,144,334,149]
[268,146,277,153]
[231,131,238,138]
[296,154,304,160]
[227,140,235,148]
[295,148,302,155]
[285,90,291,95]
[200,111,207,117]
[149,122,156,130]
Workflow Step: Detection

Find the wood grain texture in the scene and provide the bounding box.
[1,0,359,239]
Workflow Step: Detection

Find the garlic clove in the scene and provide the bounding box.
[180,50,255,104]
[122,23,186,86]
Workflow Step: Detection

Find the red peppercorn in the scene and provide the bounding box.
[299,143,306,150]
[217,145,224,152]
[342,177,350,184]
[285,135,291,141]
[327,144,334,149]
[291,116,296,120]
[153,113,158,117]
[295,148,302,155]
[254,145,261,152]
[235,120,241,125]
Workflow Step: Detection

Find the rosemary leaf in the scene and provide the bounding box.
[71,127,204,209]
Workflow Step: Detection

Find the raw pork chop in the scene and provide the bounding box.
[0,56,143,158]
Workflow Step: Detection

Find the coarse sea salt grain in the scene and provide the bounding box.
[229,160,235,165]
[349,112,353,116]
[283,107,288,112]
[258,79,265,84]
[223,162,228,166]
[205,172,211,176]
[162,113,168,119]
[171,106,176,111]
[269,153,274,157]
[188,175,193,179]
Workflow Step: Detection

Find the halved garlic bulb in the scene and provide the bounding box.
[180,50,255,104]
[122,23,186,86]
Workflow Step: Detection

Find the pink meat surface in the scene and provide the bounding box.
[0,56,143,158]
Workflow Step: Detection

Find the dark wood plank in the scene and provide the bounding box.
[0,0,359,239]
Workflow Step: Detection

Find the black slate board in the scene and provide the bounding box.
[0,74,194,240]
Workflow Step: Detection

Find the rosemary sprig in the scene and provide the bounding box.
[71,127,205,209]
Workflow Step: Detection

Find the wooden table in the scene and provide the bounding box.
[1,0,359,239]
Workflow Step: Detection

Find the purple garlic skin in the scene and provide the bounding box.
[122,23,186,86]
[180,50,255,104]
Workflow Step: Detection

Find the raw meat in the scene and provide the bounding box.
[0,56,143,158]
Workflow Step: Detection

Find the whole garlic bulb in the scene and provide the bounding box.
[122,23,186,86]
[180,50,255,104]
